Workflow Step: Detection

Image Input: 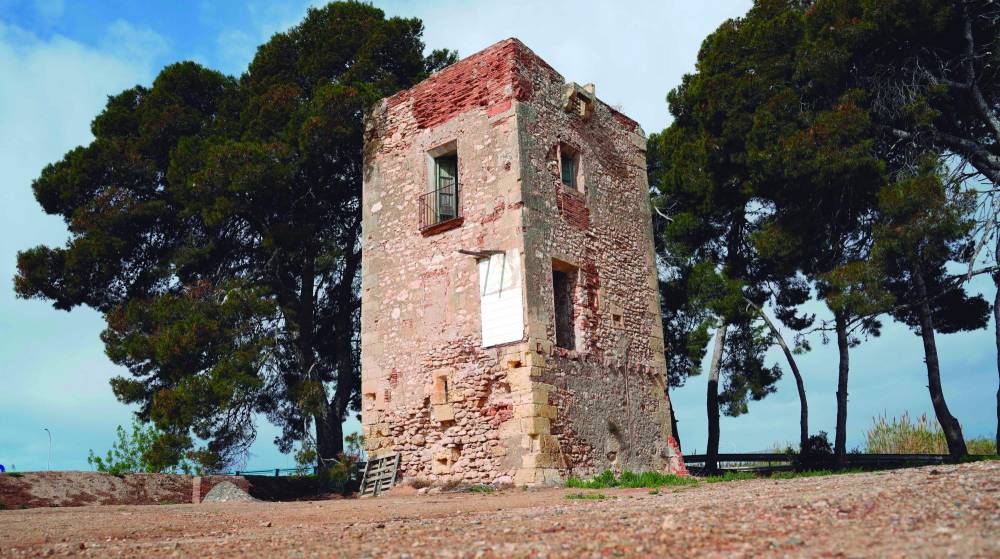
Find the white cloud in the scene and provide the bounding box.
[205,0,751,131]
[101,20,170,69]
[212,0,317,75]
[32,0,63,21]
[215,28,257,74]
[0,20,168,471]
[376,0,753,133]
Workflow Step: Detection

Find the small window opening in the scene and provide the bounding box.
[552,265,577,350]
[560,152,575,187]
[612,313,624,328]
[558,143,582,192]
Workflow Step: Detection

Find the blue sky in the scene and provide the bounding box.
[0,0,995,472]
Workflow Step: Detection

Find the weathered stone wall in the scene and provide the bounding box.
[360,39,528,485]
[514,49,679,479]
[361,38,683,486]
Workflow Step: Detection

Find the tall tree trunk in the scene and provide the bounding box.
[914,270,968,460]
[834,311,850,468]
[994,234,999,454]
[669,395,681,452]
[747,298,808,452]
[705,322,727,472]
[317,244,362,469]
[315,411,344,466]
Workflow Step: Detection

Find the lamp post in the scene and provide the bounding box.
[43,428,51,471]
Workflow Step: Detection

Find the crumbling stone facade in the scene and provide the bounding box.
[361,38,685,486]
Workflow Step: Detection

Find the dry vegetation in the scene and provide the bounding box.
[865,412,997,455]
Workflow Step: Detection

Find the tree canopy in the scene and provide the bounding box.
[653,0,996,463]
[16,1,455,470]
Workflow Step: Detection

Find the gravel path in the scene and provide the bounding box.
[1,461,996,558]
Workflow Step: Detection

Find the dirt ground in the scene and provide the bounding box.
[0,461,996,558]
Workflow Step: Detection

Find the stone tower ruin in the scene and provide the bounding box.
[360,38,685,486]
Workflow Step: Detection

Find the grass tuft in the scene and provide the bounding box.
[565,492,607,500]
[566,470,697,489]
[705,471,758,483]
[467,484,494,494]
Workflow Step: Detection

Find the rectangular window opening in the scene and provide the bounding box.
[552,265,577,350]
[435,154,458,221]
[421,146,461,230]
[558,143,582,192]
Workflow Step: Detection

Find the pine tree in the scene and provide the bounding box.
[15,2,456,470]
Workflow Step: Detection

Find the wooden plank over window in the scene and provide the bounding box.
[478,250,524,347]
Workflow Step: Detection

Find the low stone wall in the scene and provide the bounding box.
[0,472,325,509]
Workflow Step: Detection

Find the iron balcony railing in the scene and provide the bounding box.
[419,176,461,230]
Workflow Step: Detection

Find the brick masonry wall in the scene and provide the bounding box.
[361,38,683,486]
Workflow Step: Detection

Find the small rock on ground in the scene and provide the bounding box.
[201,481,257,503]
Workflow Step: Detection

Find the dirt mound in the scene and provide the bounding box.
[0,471,190,508]
[201,481,257,503]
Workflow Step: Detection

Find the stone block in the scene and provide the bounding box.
[511,384,553,405]
[536,434,561,454]
[507,367,544,392]
[521,451,563,469]
[514,403,557,419]
[519,416,550,435]
[432,403,455,422]
[513,467,540,486]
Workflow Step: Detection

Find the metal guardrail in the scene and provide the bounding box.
[229,461,368,478]
[683,453,952,470]
[230,468,305,477]
[419,179,460,229]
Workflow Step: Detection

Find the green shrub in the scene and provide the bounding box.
[865,412,997,455]
[87,420,198,475]
[795,431,834,469]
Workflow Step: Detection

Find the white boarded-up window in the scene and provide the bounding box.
[479,250,524,347]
